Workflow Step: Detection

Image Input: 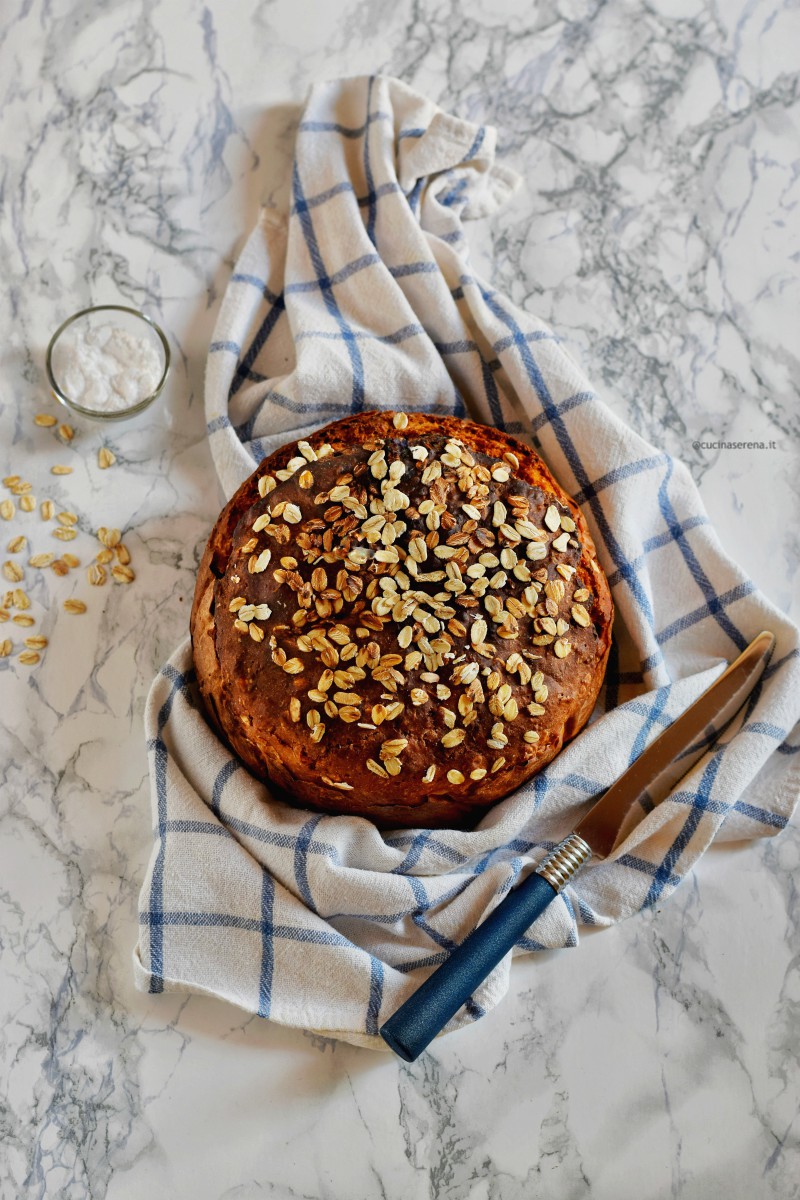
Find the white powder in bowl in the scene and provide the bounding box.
[55,323,164,412]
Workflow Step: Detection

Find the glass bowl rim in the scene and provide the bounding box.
[45,303,171,421]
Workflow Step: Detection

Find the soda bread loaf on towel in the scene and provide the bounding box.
[191,412,613,828]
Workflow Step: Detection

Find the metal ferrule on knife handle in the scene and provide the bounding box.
[535,833,593,892]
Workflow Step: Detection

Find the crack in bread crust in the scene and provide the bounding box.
[191,412,613,828]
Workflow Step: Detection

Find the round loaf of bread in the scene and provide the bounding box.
[191,412,613,828]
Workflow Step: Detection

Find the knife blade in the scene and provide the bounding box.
[380,630,775,1061]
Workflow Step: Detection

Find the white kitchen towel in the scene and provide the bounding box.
[135,75,800,1048]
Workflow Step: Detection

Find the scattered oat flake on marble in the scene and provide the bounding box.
[98,447,116,469]
[63,599,87,614]
[97,526,121,547]
[34,414,57,427]
[51,465,73,475]
[2,561,24,583]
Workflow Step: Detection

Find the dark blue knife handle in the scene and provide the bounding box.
[380,833,593,1061]
[380,870,559,1062]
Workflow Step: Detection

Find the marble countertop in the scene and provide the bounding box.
[1,1,798,1197]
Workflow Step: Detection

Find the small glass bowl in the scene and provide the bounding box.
[45,304,171,422]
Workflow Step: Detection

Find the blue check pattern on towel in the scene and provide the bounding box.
[134,76,800,1048]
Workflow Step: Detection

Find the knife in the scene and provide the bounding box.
[380,630,775,1061]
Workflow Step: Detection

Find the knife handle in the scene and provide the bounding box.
[380,835,591,1062]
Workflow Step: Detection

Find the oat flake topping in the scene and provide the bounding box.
[221,415,599,791]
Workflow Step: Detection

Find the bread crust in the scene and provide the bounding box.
[191,412,613,828]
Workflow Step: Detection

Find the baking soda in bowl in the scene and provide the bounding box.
[55,323,163,412]
[46,305,170,420]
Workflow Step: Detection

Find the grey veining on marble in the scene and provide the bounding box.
[0,1,798,1198]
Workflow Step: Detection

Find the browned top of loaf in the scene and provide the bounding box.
[191,412,613,828]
